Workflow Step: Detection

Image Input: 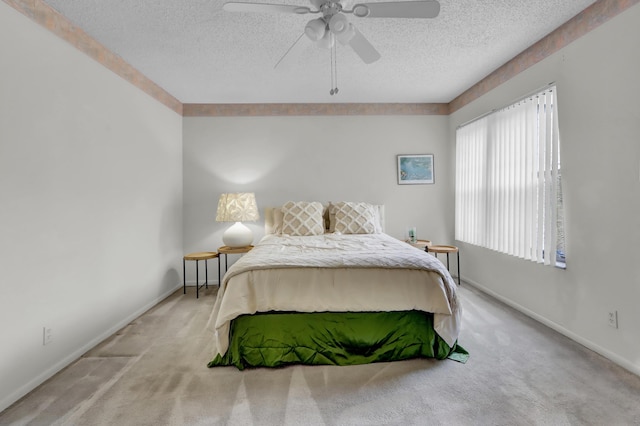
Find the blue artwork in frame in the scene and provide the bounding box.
[397,154,434,185]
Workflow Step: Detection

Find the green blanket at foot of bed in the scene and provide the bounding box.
[208,311,468,369]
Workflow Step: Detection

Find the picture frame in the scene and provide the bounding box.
[397,154,435,185]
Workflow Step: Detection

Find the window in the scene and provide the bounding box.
[455,85,565,267]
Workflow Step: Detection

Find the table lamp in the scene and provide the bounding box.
[216,192,259,248]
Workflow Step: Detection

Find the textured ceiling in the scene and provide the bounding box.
[41,0,597,104]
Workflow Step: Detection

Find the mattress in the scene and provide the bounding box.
[207,232,462,360]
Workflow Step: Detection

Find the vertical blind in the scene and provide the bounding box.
[455,87,560,266]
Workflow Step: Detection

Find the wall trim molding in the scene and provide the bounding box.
[183,103,450,117]
[184,280,220,287]
[448,0,640,113]
[5,0,637,117]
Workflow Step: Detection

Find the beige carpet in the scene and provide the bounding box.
[2,284,640,425]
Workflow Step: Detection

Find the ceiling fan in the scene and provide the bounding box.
[223,0,440,94]
[223,0,440,64]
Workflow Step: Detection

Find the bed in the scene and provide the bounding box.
[207,201,466,369]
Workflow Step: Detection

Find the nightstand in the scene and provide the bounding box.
[218,245,254,274]
[183,252,219,298]
[406,239,432,250]
[426,245,460,285]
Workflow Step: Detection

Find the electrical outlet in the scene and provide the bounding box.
[43,327,53,345]
[608,311,618,329]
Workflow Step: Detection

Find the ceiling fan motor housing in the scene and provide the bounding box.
[319,1,343,19]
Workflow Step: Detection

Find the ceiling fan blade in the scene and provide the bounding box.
[274,32,308,69]
[348,26,381,64]
[351,0,440,18]
[223,2,313,15]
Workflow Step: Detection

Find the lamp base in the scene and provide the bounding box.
[222,222,254,248]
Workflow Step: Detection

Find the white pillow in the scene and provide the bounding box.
[331,202,382,234]
[281,201,325,236]
[272,208,284,234]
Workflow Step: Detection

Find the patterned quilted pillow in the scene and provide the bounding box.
[332,202,381,234]
[281,201,325,236]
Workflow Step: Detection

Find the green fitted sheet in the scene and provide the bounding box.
[208,310,468,370]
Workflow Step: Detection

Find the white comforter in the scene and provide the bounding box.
[208,233,461,356]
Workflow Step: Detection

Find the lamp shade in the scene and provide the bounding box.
[216,193,259,248]
[216,193,259,223]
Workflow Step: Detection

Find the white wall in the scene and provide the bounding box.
[0,3,183,411]
[449,4,640,374]
[183,115,452,277]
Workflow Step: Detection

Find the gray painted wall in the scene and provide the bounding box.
[449,4,640,375]
[0,2,183,411]
[182,115,453,275]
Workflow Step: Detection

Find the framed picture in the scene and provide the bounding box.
[397,154,435,185]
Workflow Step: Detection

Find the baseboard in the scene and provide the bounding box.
[462,277,640,377]
[0,283,182,413]
[183,279,220,287]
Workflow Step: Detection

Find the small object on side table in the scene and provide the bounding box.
[425,245,460,285]
[183,252,220,298]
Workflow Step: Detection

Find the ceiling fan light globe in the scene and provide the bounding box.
[305,18,326,41]
[333,21,345,32]
[317,30,334,49]
[329,13,350,35]
[335,23,355,44]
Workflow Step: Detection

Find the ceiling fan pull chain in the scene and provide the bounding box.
[329,34,336,95]
[329,35,339,95]
[329,42,333,96]
[334,41,339,95]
